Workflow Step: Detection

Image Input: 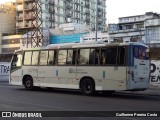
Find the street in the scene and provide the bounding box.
[0,82,160,120]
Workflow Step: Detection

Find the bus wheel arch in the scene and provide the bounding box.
[80,77,95,96]
[23,75,34,90]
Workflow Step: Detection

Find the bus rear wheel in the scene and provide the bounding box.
[24,76,34,90]
[81,78,95,96]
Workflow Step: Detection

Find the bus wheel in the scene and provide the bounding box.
[81,78,95,96]
[24,76,34,90]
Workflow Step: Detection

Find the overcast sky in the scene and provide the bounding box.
[107,0,160,23]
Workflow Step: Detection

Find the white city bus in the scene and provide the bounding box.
[9,42,150,95]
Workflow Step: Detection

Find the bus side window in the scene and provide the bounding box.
[31,51,39,65]
[101,49,106,65]
[39,50,48,65]
[79,49,90,65]
[48,50,55,65]
[66,50,73,65]
[72,49,76,65]
[106,47,117,65]
[58,50,67,65]
[24,51,32,65]
[89,48,100,65]
[118,47,126,65]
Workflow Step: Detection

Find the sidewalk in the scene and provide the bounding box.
[0,80,10,86]
[119,88,160,96]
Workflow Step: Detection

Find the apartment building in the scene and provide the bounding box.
[16,0,106,33]
[109,12,160,44]
[54,0,106,31]
[0,2,16,53]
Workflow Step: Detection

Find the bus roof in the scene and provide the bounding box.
[15,42,148,52]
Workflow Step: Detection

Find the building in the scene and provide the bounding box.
[80,31,110,43]
[109,12,160,44]
[2,34,21,54]
[15,0,55,47]
[49,23,90,44]
[0,0,107,54]
[0,2,16,54]
[16,0,54,32]
[16,0,106,33]
[54,0,106,31]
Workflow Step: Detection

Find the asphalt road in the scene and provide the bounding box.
[0,83,160,120]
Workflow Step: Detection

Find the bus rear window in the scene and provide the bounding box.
[133,46,150,60]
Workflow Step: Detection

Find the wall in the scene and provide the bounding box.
[150,60,160,88]
[49,33,87,44]
[0,62,10,81]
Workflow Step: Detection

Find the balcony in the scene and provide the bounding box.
[49,17,55,22]
[16,0,23,4]
[24,0,35,3]
[85,10,90,14]
[98,12,103,17]
[24,14,36,20]
[66,0,72,2]
[49,8,54,13]
[66,4,73,9]
[85,17,90,22]
[98,7,103,12]
[98,0,102,5]
[24,23,36,28]
[98,18,103,24]
[85,2,90,7]
[24,4,34,11]
[66,12,72,17]
[75,0,80,4]
[49,0,55,4]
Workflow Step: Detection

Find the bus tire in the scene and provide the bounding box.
[24,76,34,90]
[81,78,95,96]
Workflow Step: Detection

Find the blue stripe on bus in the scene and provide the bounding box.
[128,45,134,66]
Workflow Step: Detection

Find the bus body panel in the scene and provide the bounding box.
[10,69,23,85]
[39,66,78,89]
[9,42,150,93]
[76,66,127,90]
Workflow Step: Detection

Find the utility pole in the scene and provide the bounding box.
[95,0,98,42]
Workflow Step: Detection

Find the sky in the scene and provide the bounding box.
[107,0,160,23]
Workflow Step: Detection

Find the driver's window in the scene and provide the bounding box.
[12,52,22,67]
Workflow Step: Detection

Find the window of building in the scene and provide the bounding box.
[136,23,144,28]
